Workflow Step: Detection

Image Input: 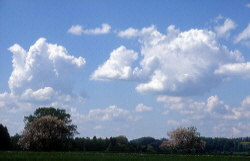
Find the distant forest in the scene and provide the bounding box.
[4,133,250,153]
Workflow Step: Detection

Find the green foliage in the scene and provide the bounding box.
[0,124,11,150]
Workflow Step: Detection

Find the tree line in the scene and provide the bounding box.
[1,107,250,153]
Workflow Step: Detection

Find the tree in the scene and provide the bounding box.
[24,107,78,137]
[18,115,73,151]
[160,126,205,153]
[10,133,21,150]
[0,124,11,150]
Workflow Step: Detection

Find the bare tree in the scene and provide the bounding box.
[18,115,72,151]
[160,126,205,153]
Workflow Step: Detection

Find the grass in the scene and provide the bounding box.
[0,151,250,161]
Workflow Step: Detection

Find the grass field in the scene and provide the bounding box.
[0,152,250,161]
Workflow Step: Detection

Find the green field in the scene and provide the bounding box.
[1,152,250,161]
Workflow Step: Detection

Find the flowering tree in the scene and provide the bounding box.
[18,115,73,151]
[24,107,77,136]
[160,126,205,153]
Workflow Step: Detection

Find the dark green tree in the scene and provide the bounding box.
[10,133,21,150]
[0,124,11,150]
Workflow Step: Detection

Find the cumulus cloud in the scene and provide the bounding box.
[94,25,244,96]
[235,23,250,44]
[214,18,237,38]
[68,24,111,35]
[8,38,85,96]
[0,37,86,117]
[135,103,152,112]
[90,46,138,81]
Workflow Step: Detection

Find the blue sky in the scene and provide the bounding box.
[1,0,250,139]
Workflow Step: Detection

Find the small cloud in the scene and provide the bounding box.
[234,23,250,44]
[246,3,250,8]
[135,103,152,112]
[68,24,111,35]
[67,25,83,35]
[93,125,104,130]
[214,18,237,38]
[83,23,111,35]
[117,28,140,38]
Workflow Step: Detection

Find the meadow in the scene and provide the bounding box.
[0,152,250,161]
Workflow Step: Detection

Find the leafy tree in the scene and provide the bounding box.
[160,126,205,153]
[18,115,73,151]
[24,107,78,136]
[0,124,11,150]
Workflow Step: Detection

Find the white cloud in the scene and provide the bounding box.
[0,37,86,122]
[84,23,111,35]
[158,95,230,117]
[134,27,243,95]
[86,105,130,121]
[206,95,229,114]
[90,46,138,81]
[157,96,185,110]
[117,28,140,38]
[135,103,152,112]
[246,3,250,8]
[214,18,237,38]
[67,25,83,35]
[215,62,250,78]
[8,38,85,96]
[95,25,244,96]
[68,24,111,35]
[235,23,250,43]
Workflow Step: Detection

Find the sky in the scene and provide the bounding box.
[1,0,250,140]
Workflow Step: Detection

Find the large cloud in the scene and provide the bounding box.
[93,25,244,96]
[8,38,85,96]
[1,38,86,134]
